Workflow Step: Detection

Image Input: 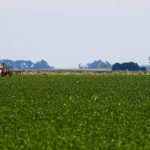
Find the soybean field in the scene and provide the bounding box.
[0,75,150,149]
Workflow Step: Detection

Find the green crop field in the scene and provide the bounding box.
[0,75,150,150]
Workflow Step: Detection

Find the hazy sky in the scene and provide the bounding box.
[0,0,150,68]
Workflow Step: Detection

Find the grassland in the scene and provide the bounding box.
[0,74,150,149]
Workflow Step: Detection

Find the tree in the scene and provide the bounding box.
[0,59,52,69]
[86,60,111,69]
[112,62,147,72]
[34,59,50,69]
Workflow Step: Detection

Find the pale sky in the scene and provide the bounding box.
[0,0,150,68]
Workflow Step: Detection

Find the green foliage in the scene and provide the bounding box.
[0,75,150,149]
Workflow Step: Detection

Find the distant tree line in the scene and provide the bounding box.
[0,59,53,69]
[0,59,147,71]
[112,62,147,71]
[79,60,111,69]
[79,60,147,72]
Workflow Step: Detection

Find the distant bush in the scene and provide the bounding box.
[112,62,147,72]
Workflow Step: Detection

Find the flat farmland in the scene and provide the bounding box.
[0,75,150,149]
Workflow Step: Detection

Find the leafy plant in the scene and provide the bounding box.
[0,75,150,149]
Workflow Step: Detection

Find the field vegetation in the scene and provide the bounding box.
[0,74,150,149]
